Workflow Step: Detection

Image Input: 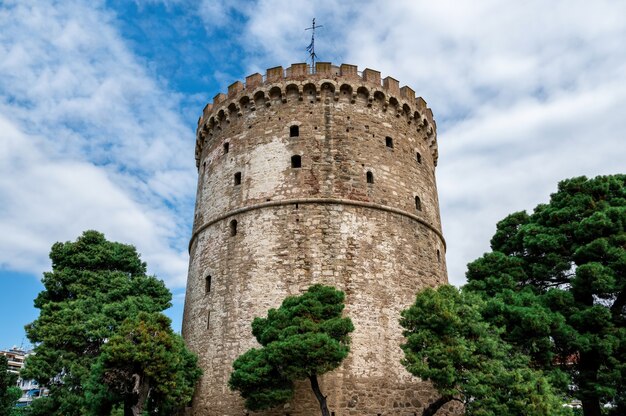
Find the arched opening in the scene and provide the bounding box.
[290,125,299,137]
[223,142,229,154]
[389,97,399,113]
[228,103,238,117]
[230,219,238,236]
[254,91,266,107]
[356,86,369,105]
[234,172,242,186]
[415,196,422,211]
[385,136,393,148]
[239,95,250,110]
[205,275,212,293]
[374,91,386,109]
[291,155,302,168]
[286,84,299,100]
[366,171,374,184]
[303,83,316,103]
[269,86,282,103]
[416,152,422,164]
[339,84,353,101]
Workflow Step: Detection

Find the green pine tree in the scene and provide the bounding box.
[464,174,626,416]
[400,285,570,416]
[86,312,202,416]
[0,356,22,416]
[22,231,172,415]
[229,284,354,416]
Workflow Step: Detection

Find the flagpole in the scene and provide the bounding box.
[305,18,323,72]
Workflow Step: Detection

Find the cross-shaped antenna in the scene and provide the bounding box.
[305,18,323,70]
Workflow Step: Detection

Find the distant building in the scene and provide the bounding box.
[1,347,47,407]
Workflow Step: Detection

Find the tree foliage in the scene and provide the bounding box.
[229,284,354,416]
[86,312,202,416]
[22,231,173,415]
[401,285,569,416]
[464,174,625,416]
[0,356,22,416]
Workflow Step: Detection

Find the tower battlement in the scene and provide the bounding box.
[196,63,438,168]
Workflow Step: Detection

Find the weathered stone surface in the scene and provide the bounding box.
[183,63,453,415]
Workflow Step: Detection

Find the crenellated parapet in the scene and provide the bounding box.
[195,62,439,168]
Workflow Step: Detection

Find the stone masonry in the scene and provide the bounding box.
[182,62,453,415]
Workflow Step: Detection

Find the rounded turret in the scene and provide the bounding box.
[183,62,449,415]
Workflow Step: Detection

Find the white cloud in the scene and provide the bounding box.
[0,0,195,287]
[2,0,625,293]
[197,0,626,284]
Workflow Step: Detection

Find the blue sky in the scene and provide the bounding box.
[1,0,625,350]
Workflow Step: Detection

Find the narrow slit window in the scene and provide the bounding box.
[230,219,238,236]
[205,275,212,293]
[415,196,422,211]
[290,125,299,137]
[207,311,211,330]
[366,171,374,184]
[223,142,229,154]
[437,249,441,263]
[234,172,242,186]
[291,155,302,168]
[385,136,393,148]
[416,152,422,164]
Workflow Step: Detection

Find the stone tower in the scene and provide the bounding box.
[182,62,448,415]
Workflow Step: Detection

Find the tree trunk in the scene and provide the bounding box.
[309,374,331,416]
[124,401,133,416]
[581,398,602,416]
[579,351,602,416]
[131,373,151,416]
[422,396,453,416]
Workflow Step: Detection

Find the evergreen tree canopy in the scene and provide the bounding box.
[86,312,202,416]
[465,174,626,416]
[22,231,172,416]
[229,284,354,416]
[400,285,569,416]
[0,356,22,416]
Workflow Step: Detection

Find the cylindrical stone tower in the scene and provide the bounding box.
[182,62,449,415]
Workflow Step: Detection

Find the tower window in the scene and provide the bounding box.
[291,155,302,168]
[224,142,229,154]
[437,249,441,263]
[385,136,393,148]
[234,172,242,186]
[290,125,299,137]
[207,311,211,330]
[230,219,238,236]
[205,275,212,293]
[416,152,422,164]
[415,196,422,211]
[366,171,374,184]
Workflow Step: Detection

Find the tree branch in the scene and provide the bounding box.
[422,395,453,416]
[611,289,626,318]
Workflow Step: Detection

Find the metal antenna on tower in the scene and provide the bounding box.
[305,18,323,70]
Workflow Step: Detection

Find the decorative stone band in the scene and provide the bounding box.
[195,62,439,168]
[188,197,446,253]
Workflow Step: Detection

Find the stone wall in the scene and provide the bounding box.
[182,63,451,415]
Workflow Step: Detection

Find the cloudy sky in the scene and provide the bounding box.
[1,0,624,348]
